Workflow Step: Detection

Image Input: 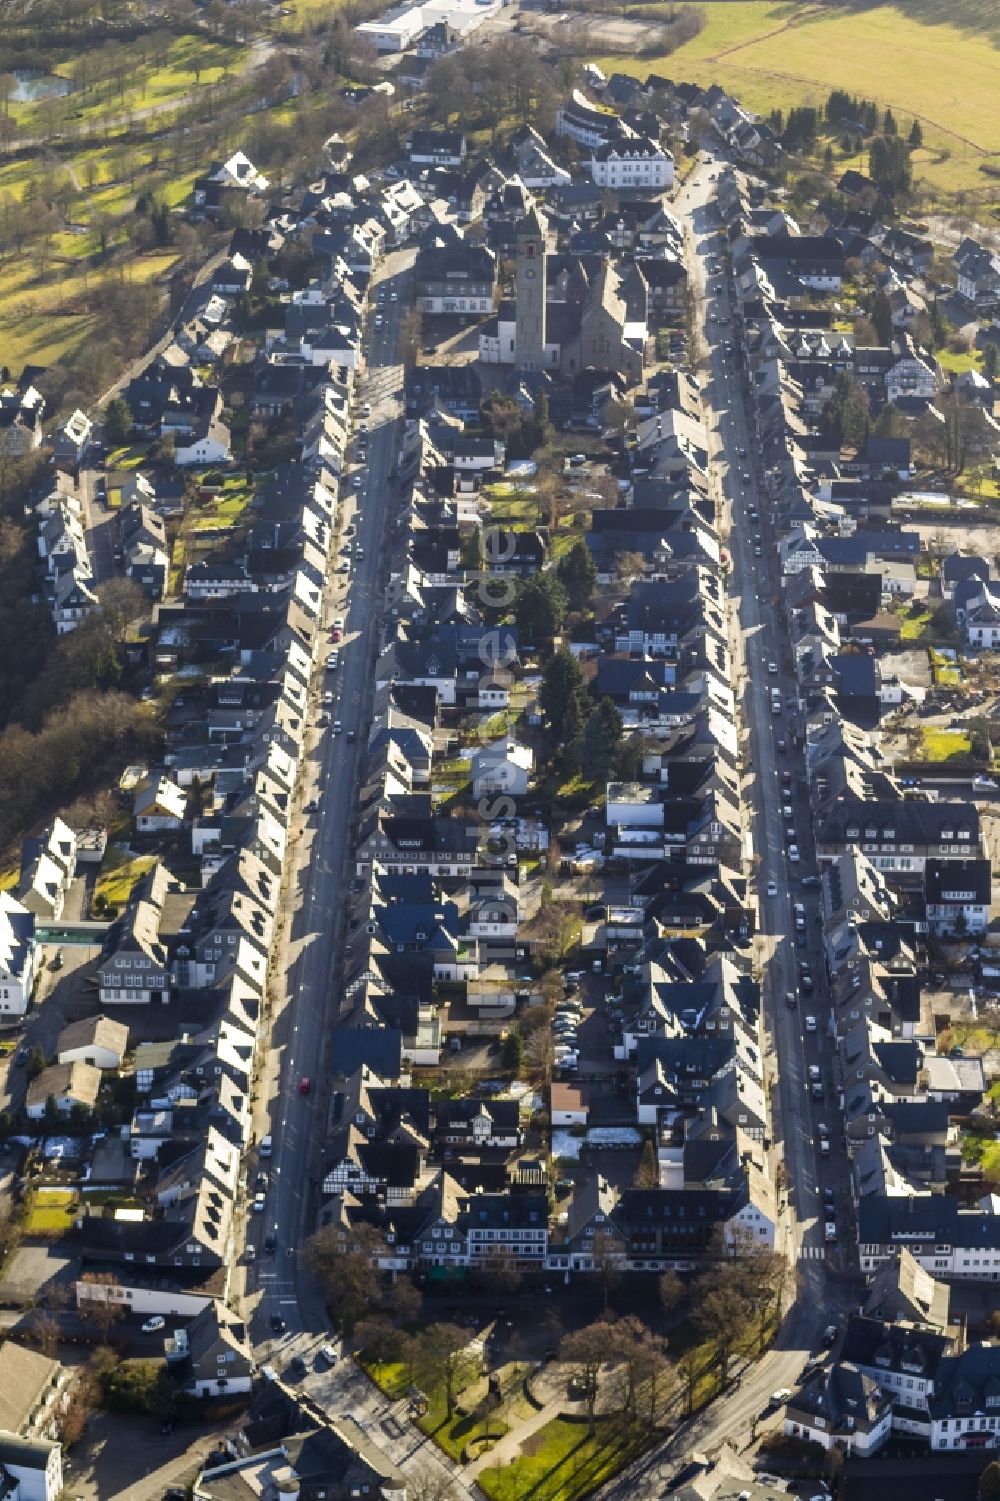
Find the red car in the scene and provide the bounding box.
[299,1077,311,1095]
[330,628,342,643]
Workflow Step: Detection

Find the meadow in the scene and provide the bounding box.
[594,1,1000,199]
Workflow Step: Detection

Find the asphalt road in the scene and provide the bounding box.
[597,157,862,1496]
[245,247,416,1347]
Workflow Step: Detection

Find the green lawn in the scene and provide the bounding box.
[94,851,156,910]
[921,727,972,761]
[481,483,541,526]
[940,1022,997,1055]
[899,605,935,641]
[478,1417,651,1501]
[27,1189,78,1236]
[365,1359,513,1464]
[937,345,984,375]
[593,1,1000,197]
[191,477,255,531]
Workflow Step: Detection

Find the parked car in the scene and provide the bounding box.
[141,1316,166,1335]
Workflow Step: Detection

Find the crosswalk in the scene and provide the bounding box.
[798,1245,826,1261]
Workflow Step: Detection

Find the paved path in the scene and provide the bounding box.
[461,1367,567,1480]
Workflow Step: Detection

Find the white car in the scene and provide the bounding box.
[805,1015,817,1032]
[782,804,793,819]
[788,844,801,862]
[141,1316,166,1334]
[766,879,778,897]
[768,661,778,674]
[352,475,362,488]
[808,1064,821,1082]
[770,1388,792,1404]
[824,1221,838,1243]
[253,1192,266,1213]
[327,652,339,669]
[333,617,344,631]
[333,720,343,735]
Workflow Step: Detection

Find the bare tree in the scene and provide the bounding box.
[560,1323,609,1437]
[80,1271,125,1342]
[413,1323,477,1418]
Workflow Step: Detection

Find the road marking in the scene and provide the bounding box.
[798,1246,825,1261]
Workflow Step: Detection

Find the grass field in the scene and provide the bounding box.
[899,604,935,641]
[478,1417,649,1501]
[27,1188,79,1235]
[921,726,972,760]
[94,851,156,910]
[593,2,1000,197]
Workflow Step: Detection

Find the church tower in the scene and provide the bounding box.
[514,205,549,371]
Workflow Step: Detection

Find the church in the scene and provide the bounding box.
[479,204,648,386]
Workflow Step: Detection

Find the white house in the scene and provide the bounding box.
[960,581,1000,649]
[0,893,35,1020]
[174,420,231,467]
[164,1306,254,1399]
[556,90,631,150]
[588,138,674,192]
[25,1062,101,1120]
[133,776,187,833]
[606,782,663,828]
[18,819,77,924]
[924,858,991,937]
[471,739,534,798]
[885,335,939,404]
[550,1082,588,1127]
[56,1014,128,1071]
[0,1434,63,1501]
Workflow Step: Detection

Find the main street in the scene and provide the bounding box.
[598,156,861,1495]
[242,246,416,1344]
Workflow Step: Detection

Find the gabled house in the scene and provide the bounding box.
[25,1061,101,1119]
[56,1015,128,1070]
[924,858,992,936]
[470,738,533,798]
[0,383,44,455]
[0,893,35,1020]
[98,862,194,1005]
[163,1304,253,1398]
[18,819,77,923]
